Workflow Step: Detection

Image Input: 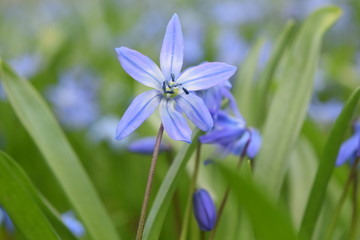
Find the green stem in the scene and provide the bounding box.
[350,170,358,240]
[325,157,360,240]
[179,142,202,240]
[136,124,164,240]
[165,150,182,237]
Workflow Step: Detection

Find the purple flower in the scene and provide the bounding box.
[336,121,360,166]
[193,189,216,231]
[115,14,237,143]
[61,211,85,238]
[128,137,171,154]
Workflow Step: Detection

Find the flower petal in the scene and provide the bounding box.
[192,189,216,231]
[116,47,164,88]
[336,133,360,166]
[177,62,237,91]
[128,137,170,154]
[246,128,262,159]
[159,98,192,143]
[160,14,184,80]
[115,90,162,140]
[175,93,213,132]
[199,127,244,145]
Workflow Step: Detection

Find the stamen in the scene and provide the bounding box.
[162,82,166,93]
[182,87,189,95]
[171,73,175,82]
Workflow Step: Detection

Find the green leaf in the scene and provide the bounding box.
[218,164,297,240]
[0,151,59,240]
[143,130,201,240]
[254,20,296,126]
[299,87,360,240]
[254,7,341,196]
[0,60,120,240]
[234,38,264,123]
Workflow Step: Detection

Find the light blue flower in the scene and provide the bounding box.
[61,211,85,238]
[336,121,360,166]
[128,137,171,154]
[115,14,237,143]
[46,67,99,130]
[192,188,216,231]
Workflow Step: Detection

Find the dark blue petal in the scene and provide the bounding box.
[116,47,164,88]
[232,130,251,155]
[175,93,213,131]
[336,133,360,166]
[115,90,162,140]
[159,98,192,143]
[160,14,183,80]
[193,189,216,231]
[177,62,237,91]
[128,137,171,154]
[199,127,244,145]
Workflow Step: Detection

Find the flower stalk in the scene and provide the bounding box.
[136,124,164,240]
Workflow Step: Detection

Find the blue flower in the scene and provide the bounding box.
[336,121,360,166]
[128,137,171,155]
[200,99,261,159]
[193,188,216,231]
[61,211,85,238]
[46,67,100,130]
[0,207,14,233]
[115,14,237,143]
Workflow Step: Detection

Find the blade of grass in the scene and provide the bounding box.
[299,87,360,240]
[0,60,120,240]
[218,163,297,240]
[254,7,341,197]
[0,151,59,240]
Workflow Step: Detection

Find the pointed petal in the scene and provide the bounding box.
[159,98,192,143]
[160,14,183,80]
[199,127,244,145]
[336,133,360,166]
[115,90,162,140]
[246,128,262,159]
[116,47,164,88]
[177,62,237,91]
[175,93,213,131]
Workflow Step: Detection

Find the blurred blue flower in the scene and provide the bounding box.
[128,137,171,154]
[212,1,264,26]
[46,67,100,130]
[8,53,42,79]
[309,98,343,124]
[216,29,249,65]
[115,14,237,143]
[0,207,14,233]
[336,121,360,166]
[193,188,216,231]
[61,211,85,238]
[0,53,42,100]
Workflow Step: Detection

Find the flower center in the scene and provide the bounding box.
[162,73,189,98]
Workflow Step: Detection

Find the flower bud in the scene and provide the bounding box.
[192,189,216,231]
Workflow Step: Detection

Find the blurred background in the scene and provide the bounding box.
[0,0,359,239]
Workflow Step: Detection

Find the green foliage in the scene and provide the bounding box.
[254,6,342,197]
[0,60,120,240]
[299,87,360,240]
[0,151,59,240]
